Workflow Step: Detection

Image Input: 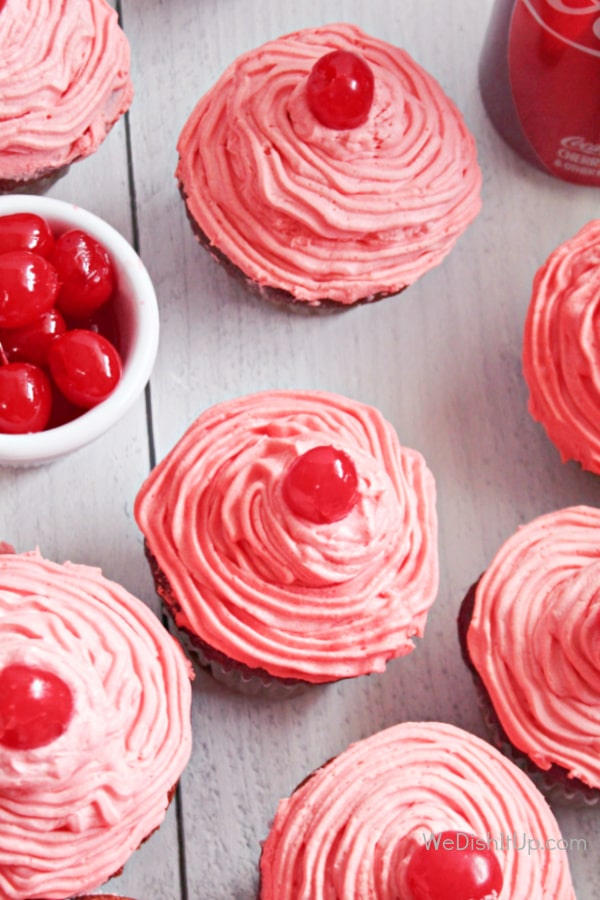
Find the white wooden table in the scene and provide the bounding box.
[2,1,599,897]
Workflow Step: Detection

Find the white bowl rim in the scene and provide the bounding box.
[0,195,159,465]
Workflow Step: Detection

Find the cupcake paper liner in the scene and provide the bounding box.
[161,604,311,700]
[0,164,71,195]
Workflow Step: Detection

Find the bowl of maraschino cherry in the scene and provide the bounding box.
[0,195,159,466]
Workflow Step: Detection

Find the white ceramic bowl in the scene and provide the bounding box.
[0,195,159,466]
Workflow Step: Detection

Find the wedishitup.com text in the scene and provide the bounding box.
[421,831,588,856]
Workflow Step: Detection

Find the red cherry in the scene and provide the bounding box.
[0,357,52,433]
[0,213,55,257]
[0,664,74,749]
[0,250,59,329]
[282,445,359,523]
[406,831,504,900]
[306,50,375,129]
[0,308,67,367]
[48,329,122,409]
[52,229,115,319]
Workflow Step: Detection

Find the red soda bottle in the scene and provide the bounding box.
[479,0,600,186]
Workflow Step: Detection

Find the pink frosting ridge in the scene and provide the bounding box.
[176,23,482,306]
[0,0,133,184]
[467,506,600,789]
[134,390,439,682]
[523,220,600,475]
[259,721,575,899]
[0,549,193,900]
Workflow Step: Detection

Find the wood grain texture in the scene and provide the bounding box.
[1,0,600,897]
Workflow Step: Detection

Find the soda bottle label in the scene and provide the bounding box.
[508,0,600,184]
[521,0,600,53]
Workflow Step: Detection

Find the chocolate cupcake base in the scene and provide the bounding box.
[0,165,71,195]
[458,581,599,807]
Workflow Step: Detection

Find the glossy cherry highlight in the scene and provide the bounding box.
[405,831,504,900]
[0,213,54,257]
[0,352,52,434]
[0,250,59,329]
[306,50,375,129]
[48,329,122,409]
[0,663,74,749]
[282,445,359,523]
[53,228,115,319]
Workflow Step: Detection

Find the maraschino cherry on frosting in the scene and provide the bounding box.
[0,663,73,750]
[282,444,359,523]
[306,49,375,129]
[405,830,503,900]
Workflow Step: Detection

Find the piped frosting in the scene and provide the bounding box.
[523,219,600,474]
[0,0,133,184]
[134,390,439,682]
[467,505,600,789]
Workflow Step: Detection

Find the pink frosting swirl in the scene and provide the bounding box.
[259,721,574,899]
[176,23,482,306]
[0,0,133,183]
[467,506,600,789]
[134,390,438,682]
[523,220,600,475]
[0,549,193,900]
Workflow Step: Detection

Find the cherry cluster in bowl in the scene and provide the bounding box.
[0,213,123,435]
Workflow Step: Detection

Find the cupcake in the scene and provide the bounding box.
[522,219,600,475]
[458,505,600,805]
[176,23,482,311]
[258,721,575,898]
[134,390,439,695]
[0,548,193,900]
[0,0,133,193]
